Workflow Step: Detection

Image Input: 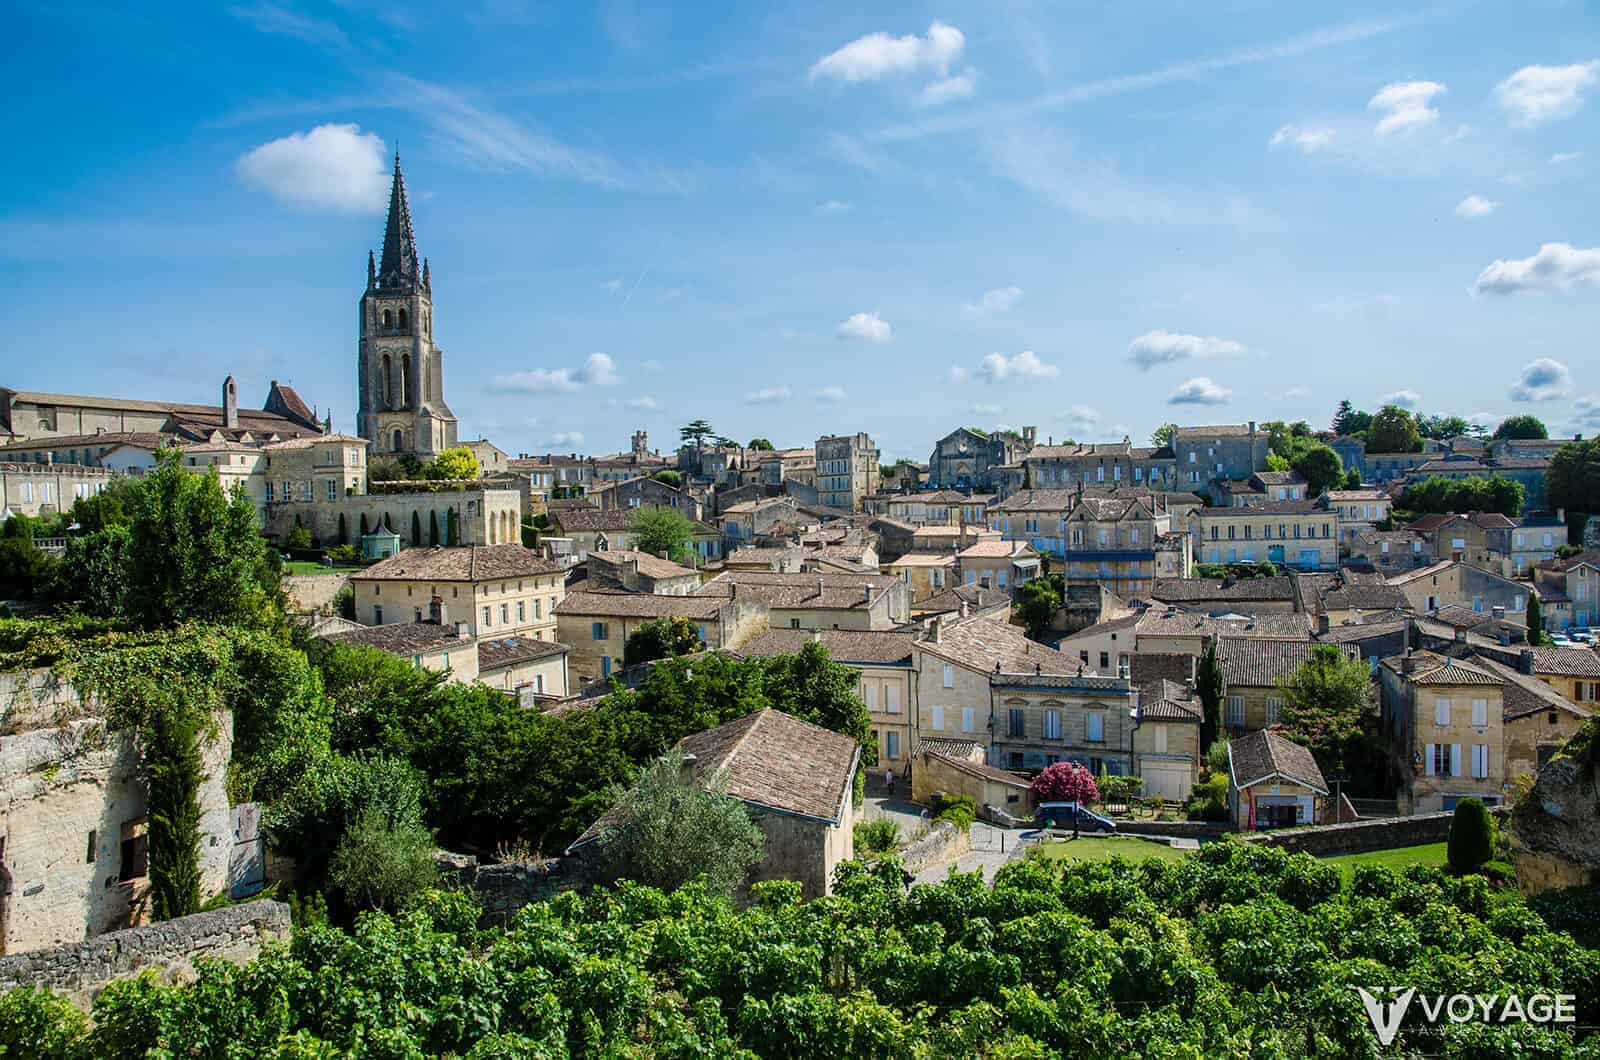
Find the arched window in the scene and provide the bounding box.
[382,355,393,408]
[392,429,404,453]
[402,354,414,406]
[398,308,408,331]
[382,309,392,328]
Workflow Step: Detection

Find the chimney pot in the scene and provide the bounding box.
[1316,613,1330,635]
[1518,649,1535,675]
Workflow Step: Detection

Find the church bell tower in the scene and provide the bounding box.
[357,152,457,459]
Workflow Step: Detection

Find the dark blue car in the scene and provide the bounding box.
[1035,802,1117,833]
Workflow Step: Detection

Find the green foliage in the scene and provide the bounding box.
[422,445,481,481]
[623,615,702,666]
[56,526,131,616]
[1402,474,1525,517]
[1529,885,1600,949]
[0,986,88,1059]
[1331,399,1367,436]
[1493,415,1548,440]
[19,843,1579,1055]
[1150,422,1177,448]
[650,469,683,487]
[446,506,460,546]
[746,437,775,450]
[1547,438,1600,519]
[327,543,362,566]
[140,683,206,920]
[429,508,441,546]
[629,506,694,564]
[1263,452,1291,472]
[1275,644,1373,770]
[1204,738,1230,775]
[0,528,57,600]
[410,509,422,545]
[1192,561,1278,579]
[123,450,279,628]
[1196,638,1225,752]
[1447,797,1495,873]
[853,817,900,854]
[1013,577,1060,637]
[933,792,976,829]
[1341,468,1362,489]
[328,806,438,913]
[1527,592,1547,646]
[1186,771,1229,821]
[1415,414,1472,440]
[679,419,715,447]
[285,525,313,551]
[1366,405,1423,453]
[596,750,765,898]
[1291,444,1344,496]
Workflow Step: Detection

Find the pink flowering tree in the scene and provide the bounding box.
[1030,762,1099,805]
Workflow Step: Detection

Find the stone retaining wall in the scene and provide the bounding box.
[1242,807,1509,857]
[1117,819,1229,840]
[0,901,291,1005]
[282,572,351,614]
[899,821,969,874]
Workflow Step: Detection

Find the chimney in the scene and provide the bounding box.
[1518,649,1535,675]
[455,621,469,639]
[680,751,698,784]
[428,594,444,625]
[959,599,969,619]
[1402,648,1417,674]
[1453,628,1467,647]
[1492,605,1505,621]
[929,617,942,643]
[1498,628,1511,647]
[863,584,872,604]
[816,577,824,597]
[1316,613,1330,635]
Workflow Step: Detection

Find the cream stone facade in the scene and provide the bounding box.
[554,590,769,683]
[882,553,954,605]
[267,486,522,549]
[350,545,567,641]
[1189,501,1337,570]
[0,463,119,519]
[1380,652,1508,814]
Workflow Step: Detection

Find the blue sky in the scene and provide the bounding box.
[3,2,1597,461]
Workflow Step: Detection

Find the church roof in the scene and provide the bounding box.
[376,152,421,291]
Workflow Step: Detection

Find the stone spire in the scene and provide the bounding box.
[376,151,419,290]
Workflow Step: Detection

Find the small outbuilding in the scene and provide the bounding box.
[1226,729,1328,830]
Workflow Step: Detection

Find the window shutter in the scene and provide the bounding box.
[1471,699,1487,727]
[1450,744,1461,777]
[1435,699,1450,727]
[1425,743,1435,776]
[932,705,945,731]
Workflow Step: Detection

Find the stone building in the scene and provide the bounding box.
[585,550,701,596]
[591,475,702,520]
[0,462,119,519]
[927,426,1035,491]
[1132,679,1203,801]
[1171,423,1269,487]
[1472,654,1591,783]
[1188,501,1338,570]
[554,589,769,683]
[1022,439,1177,491]
[357,153,458,459]
[1226,729,1328,829]
[814,433,880,512]
[319,620,480,682]
[1379,651,1507,814]
[954,539,1041,593]
[0,377,324,448]
[1385,559,1529,625]
[0,670,234,954]
[350,544,567,641]
[694,570,908,631]
[1218,638,1360,734]
[1531,549,1600,631]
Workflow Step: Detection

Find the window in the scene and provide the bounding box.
[482,606,492,627]
[1435,698,1451,727]
[1471,699,1488,726]
[961,706,976,732]
[1043,710,1061,739]
[266,482,273,502]
[885,731,900,760]
[326,480,336,501]
[886,685,900,714]
[86,830,97,863]
[374,605,384,624]
[1471,743,1489,779]
[1099,652,1110,670]
[517,602,525,622]
[931,705,946,731]
[601,656,612,677]
[1153,726,1168,753]
[1265,697,1282,725]
[1226,696,1244,728]
[790,618,801,629]
[118,818,149,882]
[1086,712,1105,743]
[591,621,609,640]
[1008,708,1026,738]
[943,664,954,688]
[864,683,878,710]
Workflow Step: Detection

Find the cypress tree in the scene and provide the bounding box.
[1527,592,1545,646]
[1448,798,1494,873]
[447,507,460,546]
[338,512,348,545]
[429,510,440,546]
[411,510,422,546]
[1197,637,1226,754]
[359,513,370,537]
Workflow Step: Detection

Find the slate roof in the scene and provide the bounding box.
[1219,637,1359,687]
[354,544,565,582]
[738,628,917,666]
[321,622,466,656]
[923,614,1080,676]
[1379,651,1503,686]
[554,589,724,620]
[477,636,569,671]
[1228,730,1328,793]
[1149,576,1295,603]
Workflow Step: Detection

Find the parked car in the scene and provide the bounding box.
[1568,629,1595,644]
[1550,633,1573,645]
[1035,802,1117,833]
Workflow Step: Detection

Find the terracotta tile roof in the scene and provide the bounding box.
[959,540,1035,559]
[1470,655,1592,722]
[739,628,917,665]
[1135,608,1312,641]
[1194,499,1323,515]
[1303,571,1412,613]
[921,750,1032,789]
[476,635,569,671]
[679,709,859,821]
[260,434,367,451]
[1407,511,1517,532]
[1175,423,1255,438]
[1219,637,1358,687]
[320,621,467,655]
[695,570,898,611]
[0,431,171,452]
[354,544,565,582]
[1149,576,1295,603]
[1540,550,1600,573]
[1138,678,1203,721]
[1379,650,1503,685]
[1528,646,1600,678]
[1326,489,1389,502]
[1129,651,1195,686]
[554,589,724,620]
[554,509,640,532]
[587,549,699,581]
[1387,559,1458,585]
[1060,612,1144,640]
[1251,470,1306,486]
[1314,615,1412,644]
[992,488,1083,512]
[917,737,985,759]
[916,584,1011,615]
[1228,730,1327,793]
[922,614,1078,676]
[885,553,955,568]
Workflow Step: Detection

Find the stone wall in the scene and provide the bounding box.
[1118,819,1229,840]
[0,901,290,1005]
[899,820,970,874]
[281,571,350,614]
[1242,807,1507,857]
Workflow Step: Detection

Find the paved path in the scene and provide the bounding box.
[911,822,1032,886]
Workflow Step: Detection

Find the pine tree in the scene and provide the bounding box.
[1331,399,1355,436]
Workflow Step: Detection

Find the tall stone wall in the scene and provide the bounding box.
[0,901,290,1005]
[281,572,351,614]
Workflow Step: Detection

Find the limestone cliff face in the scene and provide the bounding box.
[1511,720,1600,894]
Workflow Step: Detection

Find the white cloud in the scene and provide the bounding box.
[1442,123,1471,144]
[1270,385,1312,400]
[964,286,1024,315]
[577,352,622,386]
[1454,194,1497,219]
[622,396,656,411]
[600,277,624,292]
[1466,411,1500,430]
[813,199,852,216]
[1065,404,1100,435]
[1575,396,1600,427]
[1269,123,1334,153]
[229,3,347,49]
[815,385,847,403]
[919,69,977,106]
[970,403,1001,415]
[548,431,585,447]
[947,366,970,383]
[497,368,577,393]
[1495,61,1600,127]
[1127,329,1248,370]
[235,123,387,211]
[745,385,792,404]
[1474,243,1600,295]
[1551,151,1582,164]
[1368,80,1445,135]
[978,350,1059,383]
[1168,377,1232,406]
[1381,389,1421,409]
[1509,359,1572,403]
[809,21,964,83]
[837,310,893,343]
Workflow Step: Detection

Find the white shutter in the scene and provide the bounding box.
[1435,698,1450,727]
[962,707,975,733]
[1450,744,1461,777]
[931,705,945,731]
[886,685,900,714]
[1471,699,1487,727]
[943,664,954,689]
[1425,743,1435,776]
[864,683,878,710]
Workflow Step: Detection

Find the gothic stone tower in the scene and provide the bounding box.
[358,153,458,459]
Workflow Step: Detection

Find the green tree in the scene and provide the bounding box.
[1330,399,1357,435]
[1014,578,1060,638]
[1447,797,1494,873]
[1366,405,1422,454]
[328,806,438,913]
[1291,444,1345,496]
[679,420,715,448]
[1493,415,1548,441]
[429,509,440,546]
[624,616,703,666]
[69,479,135,532]
[411,510,422,546]
[1527,591,1547,646]
[1341,468,1362,490]
[1402,475,1524,518]
[123,449,277,628]
[286,525,313,551]
[651,469,684,487]
[422,446,480,481]
[337,511,348,545]
[446,507,460,546]
[1150,423,1177,448]
[520,513,540,549]
[1264,452,1291,472]
[1275,644,1373,770]
[595,749,766,899]
[1196,638,1225,753]
[0,529,56,600]
[1417,414,1471,440]
[359,512,370,537]
[1547,439,1600,527]
[58,525,132,616]
[630,506,694,563]
[747,438,775,450]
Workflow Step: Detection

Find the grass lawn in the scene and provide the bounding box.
[1322,842,1448,880]
[283,560,365,576]
[1031,836,1191,864]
